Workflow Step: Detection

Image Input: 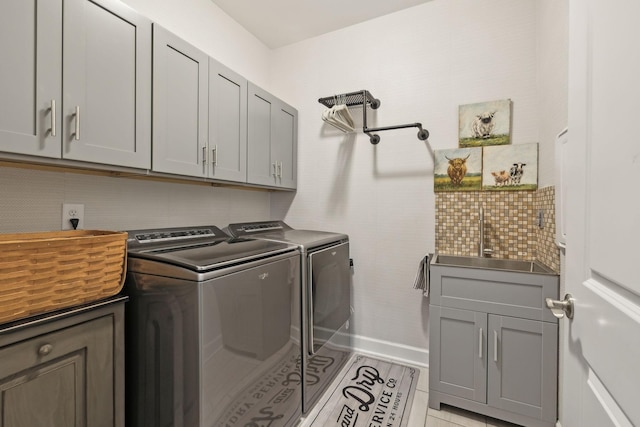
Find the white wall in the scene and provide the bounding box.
[270,0,545,363]
[122,0,272,88]
[0,167,270,233]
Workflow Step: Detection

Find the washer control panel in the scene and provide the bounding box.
[226,221,290,238]
[127,225,226,252]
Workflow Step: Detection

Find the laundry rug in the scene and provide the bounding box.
[307,355,419,427]
[213,344,352,426]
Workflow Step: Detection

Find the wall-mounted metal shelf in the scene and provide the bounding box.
[318,90,381,110]
[318,89,429,144]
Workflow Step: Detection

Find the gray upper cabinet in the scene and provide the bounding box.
[152,24,209,177]
[0,0,62,158]
[209,58,248,182]
[1,2,296,189]
[63,0,151,169]
[0,0,151,169]
[247,83,298,189]
[153,27,249,182]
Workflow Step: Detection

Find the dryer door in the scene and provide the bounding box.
[308,242,351,354]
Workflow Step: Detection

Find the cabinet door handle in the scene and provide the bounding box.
[478,328,483,358]
[202,146,207,166]
[38,343,53,356]
[50,100,57,137]
[493,330,498,363]
[73,106,80,140]
[212,145,218,165]
[272,162,277,177]
[277,161,283,178]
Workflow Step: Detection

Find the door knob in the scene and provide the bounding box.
[545,293,574,319]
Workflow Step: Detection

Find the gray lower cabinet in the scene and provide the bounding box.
[429,264,559,427]
[430,306,487,404]
[248,83,298,189]
[0,298,125,427]
[487,314,558,421]
[0,0,151,169]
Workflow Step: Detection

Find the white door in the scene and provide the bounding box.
[562,0,640,425]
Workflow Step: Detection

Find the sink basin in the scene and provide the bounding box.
[432,254,555,275]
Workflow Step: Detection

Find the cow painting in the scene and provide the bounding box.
[445,154,470,186]
[509,163,526,185]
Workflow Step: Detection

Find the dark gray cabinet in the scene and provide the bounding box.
[0,0,151,169]
[248,83,298,189]
[0,298,125,427]
[429,264,559,427]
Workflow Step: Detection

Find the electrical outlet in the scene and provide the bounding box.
[536,209,544,229]
[62,203,85,230]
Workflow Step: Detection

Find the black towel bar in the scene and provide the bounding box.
[318,90,429,144]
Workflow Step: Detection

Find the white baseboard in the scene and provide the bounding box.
[350,334,429,368]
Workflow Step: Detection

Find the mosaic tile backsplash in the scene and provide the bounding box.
[435,186,560,272]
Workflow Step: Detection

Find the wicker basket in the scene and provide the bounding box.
[0,230,127,324]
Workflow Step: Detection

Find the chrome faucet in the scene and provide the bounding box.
[478,206,492,257]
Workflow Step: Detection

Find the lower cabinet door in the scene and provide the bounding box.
[487,314,558,423]
[0,315,114,427]
[430,305,487,403]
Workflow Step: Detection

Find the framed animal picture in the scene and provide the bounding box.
[458,99,512,147]
[434,147,482,192]
[482,143,538,191]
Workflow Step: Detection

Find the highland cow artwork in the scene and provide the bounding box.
[482,143,538,191]
[434,147,482,192]
[459,99,512,147]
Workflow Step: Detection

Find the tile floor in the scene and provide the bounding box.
[407,365,519,427]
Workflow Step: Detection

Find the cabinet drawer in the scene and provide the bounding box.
[430,265,559,322]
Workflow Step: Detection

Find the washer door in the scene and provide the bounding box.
[202,255,303,427]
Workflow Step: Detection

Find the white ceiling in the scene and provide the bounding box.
[210,0,432,49]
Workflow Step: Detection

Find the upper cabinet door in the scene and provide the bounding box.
[209,58,248,182]
[273,101,298,189]
[63,0,151,169]
[247,83,298,189]
[152,24,209,177]
[247,84,276,187]
[0,0,62,158]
